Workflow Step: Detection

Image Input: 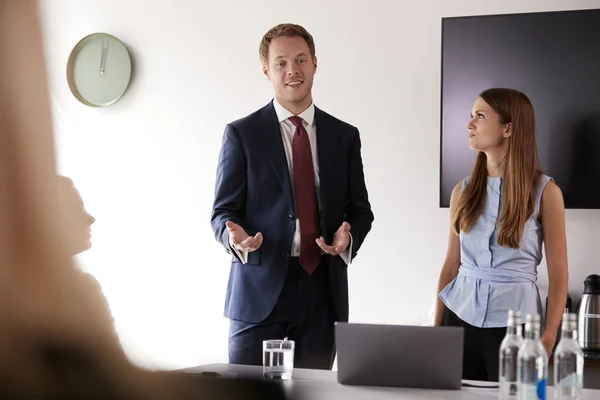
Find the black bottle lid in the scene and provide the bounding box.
[583,274,600,295]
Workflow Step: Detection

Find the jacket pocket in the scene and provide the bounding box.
[231,249,262,265]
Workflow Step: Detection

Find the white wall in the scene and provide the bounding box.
[38,0,600,370]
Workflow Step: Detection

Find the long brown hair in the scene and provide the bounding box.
[452,88,542,249]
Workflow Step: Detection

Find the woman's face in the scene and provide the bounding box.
[61,182,95,255]
[467,96,511,152]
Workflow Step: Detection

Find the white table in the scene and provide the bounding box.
[183,363,600,399]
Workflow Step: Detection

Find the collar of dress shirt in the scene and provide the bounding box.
[272,98,315,126]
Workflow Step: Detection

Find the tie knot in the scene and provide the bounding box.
[289,116,304,128]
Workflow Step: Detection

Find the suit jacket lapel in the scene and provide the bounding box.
[315,107,334,226]
[262,102,294,207]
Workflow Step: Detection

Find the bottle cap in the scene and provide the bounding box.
[525,313,540,323]
[565,313,577,322]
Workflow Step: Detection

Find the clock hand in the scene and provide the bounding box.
[99,40,109,75]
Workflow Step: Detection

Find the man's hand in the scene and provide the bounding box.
[226,221,263,252]
[316,222,350,255]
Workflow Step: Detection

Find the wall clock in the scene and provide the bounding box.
[66,33,132,107]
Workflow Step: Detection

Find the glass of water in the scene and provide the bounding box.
[263,339,295,380]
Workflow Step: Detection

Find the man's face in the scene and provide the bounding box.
[263,36,317,112]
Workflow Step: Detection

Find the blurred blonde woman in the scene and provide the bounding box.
[57,175,121,340]
[0,1,288,398]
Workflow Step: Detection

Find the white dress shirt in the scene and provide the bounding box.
[234,99,352,265]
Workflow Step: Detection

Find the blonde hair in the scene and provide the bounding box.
[259,23,316,65]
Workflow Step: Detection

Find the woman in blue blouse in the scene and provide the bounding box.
[434,88,569,381]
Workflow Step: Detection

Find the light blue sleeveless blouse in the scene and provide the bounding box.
[439,174,552,328]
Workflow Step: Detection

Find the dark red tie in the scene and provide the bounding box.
[289,116,321,275]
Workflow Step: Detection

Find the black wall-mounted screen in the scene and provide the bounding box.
[440,8,600,208]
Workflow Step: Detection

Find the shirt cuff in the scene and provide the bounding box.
[338,233,353,265]
[231,245,248,264]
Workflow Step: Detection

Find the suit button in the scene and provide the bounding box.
[288,214,294,220]
[283,252,290,259]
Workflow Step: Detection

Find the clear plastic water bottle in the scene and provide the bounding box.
[554,312,584,399]
[518,313,548,400]
[500,309,524,398]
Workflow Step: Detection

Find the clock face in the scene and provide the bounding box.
[66,33,132,107]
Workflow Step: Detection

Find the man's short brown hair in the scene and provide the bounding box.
[259,23,316,65]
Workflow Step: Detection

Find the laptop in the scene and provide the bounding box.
[334,322,464,390]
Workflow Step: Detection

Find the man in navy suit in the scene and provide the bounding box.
[211,23,374,370]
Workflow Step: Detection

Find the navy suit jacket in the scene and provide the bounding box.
[211,101,374,324]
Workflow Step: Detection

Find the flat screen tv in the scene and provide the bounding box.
[440,8,600,208]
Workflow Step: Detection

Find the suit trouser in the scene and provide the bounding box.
[228,256,336,370]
